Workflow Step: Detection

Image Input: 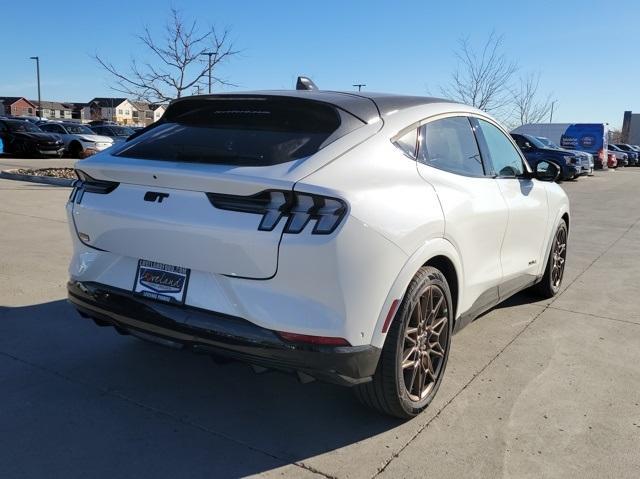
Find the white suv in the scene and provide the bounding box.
[66,91,569,418]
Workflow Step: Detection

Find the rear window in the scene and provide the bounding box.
[114,97,364,166]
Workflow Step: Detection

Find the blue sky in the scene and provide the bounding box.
[1,0,638,128]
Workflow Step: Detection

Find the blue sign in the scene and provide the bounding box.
[560,124,605,154]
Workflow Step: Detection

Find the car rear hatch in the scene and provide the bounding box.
[70,94,371,279]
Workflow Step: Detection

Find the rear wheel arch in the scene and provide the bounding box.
[370,241,463,349]
[423,255,459,322]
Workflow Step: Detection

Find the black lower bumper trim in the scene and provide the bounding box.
[67,281,380,386]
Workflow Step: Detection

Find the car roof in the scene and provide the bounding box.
[167,91,457,123]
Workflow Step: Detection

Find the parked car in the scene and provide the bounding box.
[608,144,629,167]
[89,125,135,142]
[66,91,570,418]
[88,120,118,126]
[536,136,594,176]
[6,115,43,124]
[613,144,639,166]
[607,153,618,169]
[39,122,114,157]
[512,123,608,169]
[0,118,64,157]
[510,133,581,180]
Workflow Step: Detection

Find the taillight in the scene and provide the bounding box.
[74,170,119,194]
[207,190,347,235]
[277,331,351,346]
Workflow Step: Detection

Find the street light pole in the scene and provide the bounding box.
[550,100,556,123]
[29,56,41,118]
[353,83,366,92]
[201,52,215,93]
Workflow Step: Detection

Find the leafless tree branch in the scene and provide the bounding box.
[510,72,555,126]
[94,8,239,102]
[441,32,518,115]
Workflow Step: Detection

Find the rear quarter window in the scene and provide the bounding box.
[114,97,364,166]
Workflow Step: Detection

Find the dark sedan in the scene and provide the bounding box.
[0,119,65,157]
[89,125,135,143]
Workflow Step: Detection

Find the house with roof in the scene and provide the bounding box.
[0,97,37,117]
[129,101,168,126]
[32,100,72,120]
[151,104,167,123]
[87,97,128,123]
[130,101,154,126]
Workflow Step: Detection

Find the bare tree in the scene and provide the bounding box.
[608,128,624,144]
[94,8,238,102]
[441,32,518,114]
[511,73,555,126]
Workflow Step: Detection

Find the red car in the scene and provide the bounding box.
[607,153,618,169]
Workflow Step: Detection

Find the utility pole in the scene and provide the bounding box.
[353,83,366,92]
[550,100,556,123]
[29,56,41,118]
[201,52,215,93]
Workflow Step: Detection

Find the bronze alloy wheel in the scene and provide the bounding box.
[551,226,567,289]
[355,266,452,418]
[532,220,568,299]
[401,284,449,401]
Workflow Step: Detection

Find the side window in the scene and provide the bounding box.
[418,117,485,176]
[393,128,418,158]
[477,120,525,177]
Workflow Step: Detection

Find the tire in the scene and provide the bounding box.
[532,220,568,298]
[69,142,83,158]
[355,266,453,419]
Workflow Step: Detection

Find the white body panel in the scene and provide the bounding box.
[416,164,506,314]
[67,96,570,350]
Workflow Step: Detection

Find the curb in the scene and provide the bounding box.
[0,169,75,187]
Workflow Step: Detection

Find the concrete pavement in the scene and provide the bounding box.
[0,168,639,478]
[0,155,77,171]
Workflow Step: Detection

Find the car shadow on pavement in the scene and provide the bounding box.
[0,299,402,477]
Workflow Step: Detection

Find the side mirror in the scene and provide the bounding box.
[535,160,561,182]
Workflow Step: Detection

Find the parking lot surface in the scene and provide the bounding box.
[1,165,639,478]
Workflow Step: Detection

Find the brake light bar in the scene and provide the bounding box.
[206,190,347,235]
[74,170,119,194]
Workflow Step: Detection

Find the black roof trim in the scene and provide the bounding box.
[167,91,454,123]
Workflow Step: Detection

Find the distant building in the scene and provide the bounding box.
[87,97,128,123]
[130,101,154,126]
[0,97,37,117]
[32,100,72,120]
[1,95,167,124]
[622,111,640,145]
[128,101,167,126]
[67,102,91,122]
[150,104,167,123]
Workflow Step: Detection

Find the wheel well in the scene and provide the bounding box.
[69,140,82,150]
[424,255,458,320]
[562,212,569,231]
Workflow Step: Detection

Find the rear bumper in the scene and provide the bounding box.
[67,280,381,386]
